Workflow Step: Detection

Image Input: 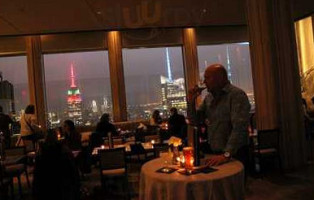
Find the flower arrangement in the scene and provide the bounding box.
[168,136,182,147]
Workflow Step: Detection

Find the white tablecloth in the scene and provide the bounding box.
[139,156,244,200]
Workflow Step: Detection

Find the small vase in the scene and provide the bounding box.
[172,146,180,164]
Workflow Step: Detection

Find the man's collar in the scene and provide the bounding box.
[210,82,231,95]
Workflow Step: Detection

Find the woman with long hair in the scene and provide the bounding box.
[150,110,162,126]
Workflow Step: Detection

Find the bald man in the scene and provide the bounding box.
[188,64,250,166]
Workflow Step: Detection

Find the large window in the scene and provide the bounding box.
[0,56,29,119]
[295,16,314,111]
[123,47,186,120]
[198,43,255,110]
[44,51,111,128]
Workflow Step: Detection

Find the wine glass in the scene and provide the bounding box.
[197,79,206,92]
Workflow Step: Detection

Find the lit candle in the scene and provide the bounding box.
[179,155,185,168]
[151,140,155,144]
[57,134,61,140]
[101,145,105,149]
[190,157,194,167]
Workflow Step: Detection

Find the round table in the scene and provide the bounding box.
[139,156,244,200]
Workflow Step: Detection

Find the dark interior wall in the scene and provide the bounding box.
[41,32,108,54]
[0,36,26,56]
[293,0,314,20]
[100,0,247,28]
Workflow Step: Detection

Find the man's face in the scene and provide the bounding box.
[204,70,217,91]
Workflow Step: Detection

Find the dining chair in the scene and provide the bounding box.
[129,143,150,164]
[99,148,129,199]
[0,163,14,200]
[254,128,282,173]
[135,128,145,143]
[3,146,31,198]
[153,143,169,157]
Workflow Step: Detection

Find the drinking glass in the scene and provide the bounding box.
[183,147,194,169]
[197,79,206,92]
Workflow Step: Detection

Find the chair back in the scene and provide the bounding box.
[153,143,169,157]
[257,129,280,150]
[130,143,146,154]
[135,128,145,142]
[99,148,126,170]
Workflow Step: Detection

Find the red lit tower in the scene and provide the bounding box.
[67,63,83,125]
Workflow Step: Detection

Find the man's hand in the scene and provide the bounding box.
[187,85,203,102]
[205,154,230,166]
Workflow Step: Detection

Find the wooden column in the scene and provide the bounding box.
[107,31,127,122]
[247,0,306,169]
[26,36,47,130]
[182,28,200,146]
[182,28,200,96]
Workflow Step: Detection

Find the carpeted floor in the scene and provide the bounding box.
[3,161,314,200]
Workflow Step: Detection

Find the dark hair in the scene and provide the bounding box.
[63,120,75,132]
[100,113,110,122]
[170,107,178,114]
[25,105,35,114]
[0,106,2,113]
[152,110,160,118]
[152,110,162,124]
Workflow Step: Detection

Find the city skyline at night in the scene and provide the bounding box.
[0,43,255,126]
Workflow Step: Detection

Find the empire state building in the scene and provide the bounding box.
[67,63,83,125]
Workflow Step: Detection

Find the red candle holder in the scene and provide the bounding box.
[183,147,194,169]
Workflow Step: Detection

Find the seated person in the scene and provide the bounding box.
[95,113,118,138]
[33,129,80,200]
[150,110,162,126]
[62,120,82,151]
[168,107,187,140]
[18,104,43,150]
[90,113,117,149]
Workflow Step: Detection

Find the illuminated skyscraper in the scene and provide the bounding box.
[91,100,98,113]
[0,73,15,114]
[67,63,83,125]
[160,48,187,116]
